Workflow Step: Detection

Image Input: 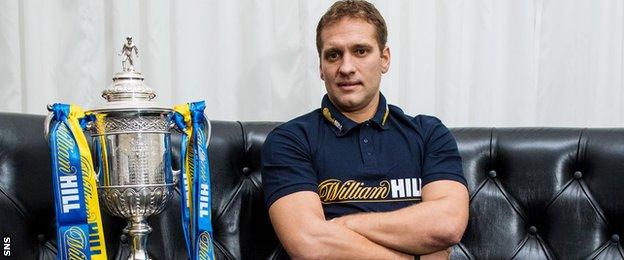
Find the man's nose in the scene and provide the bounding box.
[338,54,356,76]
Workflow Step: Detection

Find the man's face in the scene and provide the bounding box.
[319,18,390,113]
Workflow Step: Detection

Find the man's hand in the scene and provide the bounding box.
[330,180,469,255]
[421,248,451,260]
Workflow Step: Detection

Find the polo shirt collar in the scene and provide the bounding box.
[371,94,390,130]
[321,93,390,136]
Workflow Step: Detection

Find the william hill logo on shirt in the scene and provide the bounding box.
[318,178,422,204]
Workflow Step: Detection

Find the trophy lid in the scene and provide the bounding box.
[89,37,171,112]
[103,71,154,102]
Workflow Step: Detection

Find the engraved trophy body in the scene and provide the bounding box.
[88,38,175,260]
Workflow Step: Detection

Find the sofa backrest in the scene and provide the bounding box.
[451,128,624,259]
[0,113,623,259]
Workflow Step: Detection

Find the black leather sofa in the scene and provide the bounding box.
[1,112,623,259]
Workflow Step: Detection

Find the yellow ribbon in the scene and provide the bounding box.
[174,104,195,224]
[67,105,107,259]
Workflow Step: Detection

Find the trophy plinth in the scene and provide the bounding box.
[87,37,176,260]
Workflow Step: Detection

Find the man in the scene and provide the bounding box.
[261,1,469,259]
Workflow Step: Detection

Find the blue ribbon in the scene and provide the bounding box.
[173,111,193,257]
[174,101,216,260]
[190,101,215,260]
[48,103,91,260]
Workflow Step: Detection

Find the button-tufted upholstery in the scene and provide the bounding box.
[1,112,623,259]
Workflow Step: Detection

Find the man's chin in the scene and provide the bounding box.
[332,98,363,112]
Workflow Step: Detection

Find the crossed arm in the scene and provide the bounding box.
[268,180,469,259]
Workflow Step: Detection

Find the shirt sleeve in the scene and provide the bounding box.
[419,116,468,188]
[261,127,318,209]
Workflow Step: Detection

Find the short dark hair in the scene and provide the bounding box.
[315,0,388,56]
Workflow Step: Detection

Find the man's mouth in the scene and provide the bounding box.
[337,81,362,88]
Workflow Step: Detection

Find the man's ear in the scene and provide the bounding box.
[320,63,325,81]
[381,46,390,74]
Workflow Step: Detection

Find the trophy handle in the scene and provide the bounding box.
[172,169,180,186]
[204,113,211,149]
[43,105,54,144]
[94,151,102,183]
[172,113,211,146]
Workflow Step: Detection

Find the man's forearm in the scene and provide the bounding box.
[317,221,450,260]
[333,182,469,255]
[268,191,413,259]
[333,202,453,254]
[307,218,450,260]
[283,218,412,260]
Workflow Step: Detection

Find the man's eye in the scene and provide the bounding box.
[355,49,368,56]
[326,52,340,61]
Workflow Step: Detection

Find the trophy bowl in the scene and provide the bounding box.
[89,108,175,260]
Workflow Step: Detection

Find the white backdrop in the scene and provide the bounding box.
[1,0,623,127]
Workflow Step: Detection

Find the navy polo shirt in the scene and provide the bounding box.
[261,93,466,219]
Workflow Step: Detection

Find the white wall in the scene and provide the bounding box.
[1,0,622,127]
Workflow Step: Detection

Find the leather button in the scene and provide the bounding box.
[120,234,128,243]
[528,226,537,235]
[488,170,497,178]
[573,171,583,179]
[242,167,250,174]
[612,234,620,242]
[37,234,46,243]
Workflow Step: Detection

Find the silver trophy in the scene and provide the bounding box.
[90,37,176,260]
[45,37,178,259]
